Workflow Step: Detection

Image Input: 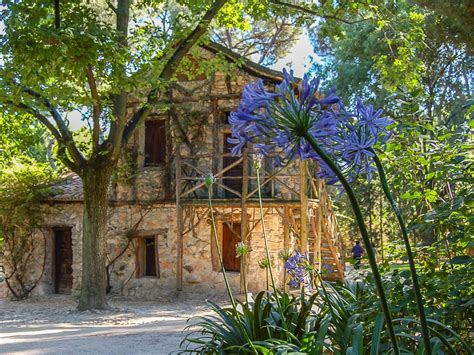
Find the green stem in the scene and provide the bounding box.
[207,189,257,353]
[208,190,237,309]
[256,167,288,329]
[371,151,431,354]
[303,133,399,354]
[242,256,248,303]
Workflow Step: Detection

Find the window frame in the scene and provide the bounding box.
[135,235,160,279]
[144,119,167,167]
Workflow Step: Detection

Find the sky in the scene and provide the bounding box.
[271,31,316,77]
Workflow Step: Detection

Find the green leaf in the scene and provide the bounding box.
[370,314,384,355]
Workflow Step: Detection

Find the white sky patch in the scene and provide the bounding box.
[67,111,87,132]
[271,31,320,77]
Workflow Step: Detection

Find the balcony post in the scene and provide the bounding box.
[240,146,249,295]
[299,160,308,253]
[176,147,184,291]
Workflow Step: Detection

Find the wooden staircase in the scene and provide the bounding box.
[290,162,345,281]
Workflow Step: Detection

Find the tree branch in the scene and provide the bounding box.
[121,0,227,144]
[85,65,102,152]
[1,100,81,172]
[269,0,368,24]
[106,0,118,14]
[54,0,60,29]
[107,0,130,159]
[17,85,85,165]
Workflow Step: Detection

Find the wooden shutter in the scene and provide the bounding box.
[145,120,166,166]
[222,223,241,272]
[223,132,243,197]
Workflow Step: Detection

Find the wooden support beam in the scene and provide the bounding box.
[181,199,301,207]
[283,206,290,292]
[240,146,249,295]
[176,150,184,291]
[299,160,308,252]
[312,206,322,273]
[127,228,168,238]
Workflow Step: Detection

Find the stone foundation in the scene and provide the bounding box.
[0,202,294,300]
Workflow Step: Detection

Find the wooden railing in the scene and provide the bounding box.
[175,148,310,202]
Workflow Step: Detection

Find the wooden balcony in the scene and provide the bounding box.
[175,148,321,205]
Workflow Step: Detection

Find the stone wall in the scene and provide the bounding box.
[0,202,295,301]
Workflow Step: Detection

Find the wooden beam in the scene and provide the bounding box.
[176,150,184,291]
[127,228,168,238]
[180,157,243,198]
[312,206,322,272]
[283,206,290,292]
[299,160,308,252]
[240,146,249,295]
[181,199,302,207]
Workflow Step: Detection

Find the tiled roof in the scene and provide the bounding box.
[47,173,84,201]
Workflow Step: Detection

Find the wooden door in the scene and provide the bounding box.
[223,133,243,197]
[54,228,73,294]
[223,223,241,272]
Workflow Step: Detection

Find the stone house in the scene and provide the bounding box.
[0,42,344,300]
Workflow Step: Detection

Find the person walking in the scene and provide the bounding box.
[352,241,364,270]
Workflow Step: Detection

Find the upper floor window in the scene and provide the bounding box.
[145,120,166,166]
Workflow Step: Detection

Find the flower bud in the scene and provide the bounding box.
[253,154,263,169]
[204,174,215,188]
[236,241,251,257]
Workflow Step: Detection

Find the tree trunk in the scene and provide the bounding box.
[77,161,114,310]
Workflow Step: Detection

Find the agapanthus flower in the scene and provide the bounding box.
[228,69,395,184]
[330,100,394,181]
[284,251,315,290]
[228,69,340,164]
[355,98,393,141]
[333,125,376,181]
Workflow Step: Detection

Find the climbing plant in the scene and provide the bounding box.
[0,159,57,299]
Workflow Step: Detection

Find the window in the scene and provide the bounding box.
[136,236,160,278]
[145,120,166,166]
[222,223,241,272]
[223,111,231,124]
[222,132,243,197]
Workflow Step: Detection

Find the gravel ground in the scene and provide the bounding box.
[0,295,215,355]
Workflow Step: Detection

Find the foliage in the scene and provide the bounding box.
[0,113,47,164]
[0,0,248,309]
[308,0,473,257]
[0,159,57,298]
[181,280,470,354]
[212,9,302,66]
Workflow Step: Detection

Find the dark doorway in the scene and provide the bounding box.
[144,237,158,277]
[222,223,241,272]
[223,133,243,197]
[54,228,73,294]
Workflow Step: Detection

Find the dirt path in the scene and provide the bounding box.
[0,295,214,354]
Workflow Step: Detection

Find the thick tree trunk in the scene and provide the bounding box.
[77,161,114,310]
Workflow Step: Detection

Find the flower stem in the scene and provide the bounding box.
[208,190,237,309]
[242,256,248,303]
[256,167,288,329]
[207,189,257,353]
[303,133,399,354]
[371,150,431,354]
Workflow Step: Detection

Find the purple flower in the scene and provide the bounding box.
[284,251,315,290]
[355,98,393,140]
[227,68,395,184]
[227,69,340,163]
